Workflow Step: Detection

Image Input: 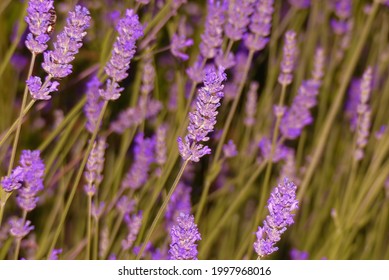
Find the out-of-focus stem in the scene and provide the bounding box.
[298,1,379,201]
[47,101,108,258]
[136,159,189,259]
[13,210,27,260]
[86,195,92,259]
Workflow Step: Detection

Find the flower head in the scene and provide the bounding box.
[254,178,298,258]
[169,213,201,260]
[278,31,298,86]
[178,66,226,162]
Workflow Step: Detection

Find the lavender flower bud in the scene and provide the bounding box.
[156,124,168,166]
[355,67,373,161]
[199,0,227,59]
[178,66,226,162]
[244,81,259,126]
[225,0,255,41]
[26,76,59,100]
[25,0,54,54]
[278,31,297,86]
[122,134,155,190]
[116,197,136,216]
[169,213,201,260]
[84,76,104,133]
[254,178,298,258]
[84,138,107,196]
[223,139,238,158]
[258,137,288,163]
[9,218,34,239]
[244,0,274,52]
[91,201,105,220]
[280,80,319,139]
[1,166,25,192]
[100,9,143,100]
[122,211,142,251]
[312,47,325,86]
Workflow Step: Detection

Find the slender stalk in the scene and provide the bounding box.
[102,213,124,259]
[7,53,36,175]
[213,50,255,162]
[47,101,108,258]
[136,159,189,259]
[13,210,27,260]
[86,195,92,259]
[297,1,379,201]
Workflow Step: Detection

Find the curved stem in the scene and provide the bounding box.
[297,1,379,201]
[136,159,189,259]
[47,101,108,258]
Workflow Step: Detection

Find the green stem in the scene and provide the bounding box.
[136,159,189,259]
[213,50,255,162]
[7,53,36,175]
[47,101,108,258]
[86,195,92,259]
[297,1,379,201]
[14,210,27,260]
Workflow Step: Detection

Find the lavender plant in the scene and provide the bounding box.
[0,0,389,261]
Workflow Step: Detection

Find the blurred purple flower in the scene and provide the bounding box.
[165,183,192,231]
[122,134,155,190]
[288,0,310,9]
[278,31,297,86]
[9,218,34,239]
[122,211,142,251]
[84,76,104,133]
[225,0,255,41]
[290,249,309,260]
[100,9,143,100]
[244,81,259,127]
[223,139,238,158]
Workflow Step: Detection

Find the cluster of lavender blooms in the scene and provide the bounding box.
[1,150,45,238]
[25,0,54,54]
[99,9,143,101]
[254,178,298,258]
[169,213,201,260]
[178,66,226,162]
[27,5,91,100]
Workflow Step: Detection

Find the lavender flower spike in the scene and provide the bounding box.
[169,213,201,260]
[84,138,107,196]
[42,5,91,78]
[244,81,259,127]
[27,5,91,100]
[25,0,55,54]
[100,9,143,100]
[84,76,104,133]
[254,178,298,258]
[9,218,35,239]
[225,0,255,41]
[278,31,297,86]
[244,0,274,52]
[355,67,373,161]
[199,0,227,59]
[177,66,226,162]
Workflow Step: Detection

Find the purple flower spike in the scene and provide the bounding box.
[169,213,201,260]
[84,138,107,196]
[156,124,168,166]
[225,0,255,41]
[259,137,288,163]
[355,67,373,161]
[122,134,155,190]
[122,211,143,251]
[199,0,227,59]
[280,80,319,139]
[49,249,63,260]
[244,81,259,127]
[312,47,325,86]
[100,9,143,100]
[9,218,35,239]
[254,178,298,258]
[178,66,226,162]
[16,150,45,212]
[25,0,54,54]
[84,76,104,133]
[1,166,24,192]
[278,31,297,86]
[290,249,309,260]
[244,0,274,52]
[42,5,91,78]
